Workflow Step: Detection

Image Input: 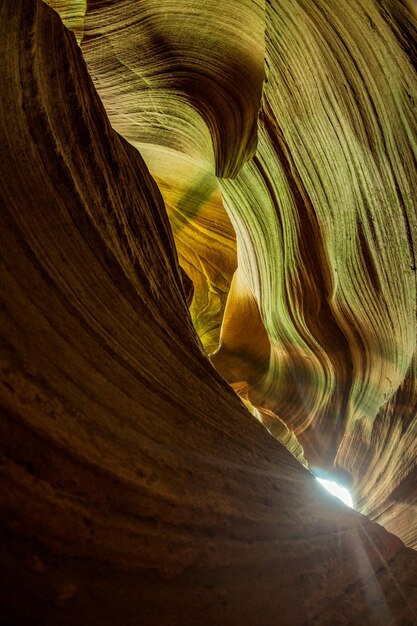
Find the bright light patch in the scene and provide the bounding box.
[316,478,354,508]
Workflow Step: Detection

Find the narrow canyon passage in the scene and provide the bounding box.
[1,0,417,624]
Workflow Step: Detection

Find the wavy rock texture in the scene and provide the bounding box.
[51,0,417,550]
[219,0,417,549]
[44,0,86,43]
[78,0,266,353]
[2,0,417,624]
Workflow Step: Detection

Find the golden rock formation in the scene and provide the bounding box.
[54,0,417,548]
[218,0,417,549]
[1,0,417,623]
[78,0,266,354]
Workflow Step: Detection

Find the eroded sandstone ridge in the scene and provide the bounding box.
[44,0,417,548]
[1,0,417,624]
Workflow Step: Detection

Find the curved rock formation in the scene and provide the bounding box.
[57,0,417,551]
[1,0,417,623]
[79,0,266,353]
[218,0,417,550]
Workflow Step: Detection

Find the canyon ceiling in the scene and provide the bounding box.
[1,0,417,624]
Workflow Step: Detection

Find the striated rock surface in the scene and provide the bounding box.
[219,0,417,549]
[1,0,417,623]
[53,0,417,550]
[76,0,266,353]
[44,0,86,43]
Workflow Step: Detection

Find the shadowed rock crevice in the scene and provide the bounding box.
[2,0,417,624]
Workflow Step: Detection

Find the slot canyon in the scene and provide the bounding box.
[1,0,417,623]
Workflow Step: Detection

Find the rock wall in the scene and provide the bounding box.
[1,0,417,623]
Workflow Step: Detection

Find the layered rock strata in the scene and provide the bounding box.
[1,0,417,624]
[52,0,417,549]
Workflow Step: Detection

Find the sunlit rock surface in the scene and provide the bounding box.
[1,0,417,623]
[219,0,417,550]
[52,0,417,550]
[44,0,86,43]
[79,0,266,354]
